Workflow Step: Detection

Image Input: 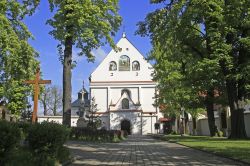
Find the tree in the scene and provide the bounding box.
[45,0,121,126]
[40,85,62,115]
[0,0,40,116]
[86,97,101,129]
[138,0,249,138]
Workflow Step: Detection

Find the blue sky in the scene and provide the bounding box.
[24,1,161,107]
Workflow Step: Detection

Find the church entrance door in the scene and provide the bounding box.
[121,119,131,135]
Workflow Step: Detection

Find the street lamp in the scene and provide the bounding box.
[149,113,153,134]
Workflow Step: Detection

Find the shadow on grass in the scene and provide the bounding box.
[162,135,250,164]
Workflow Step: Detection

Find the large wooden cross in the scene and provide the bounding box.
[25,68,51,123]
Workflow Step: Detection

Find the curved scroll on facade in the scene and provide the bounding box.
[119,55,130,71]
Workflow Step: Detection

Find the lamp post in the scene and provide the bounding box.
[149,113,153,133]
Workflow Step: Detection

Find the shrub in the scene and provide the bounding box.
[0,120,21,165]
[123,130,128,138]
[17,122,32,140]
[216,130,224,137]
[27,122,70,165]
[6,147,35,166]
[71,127,125,142]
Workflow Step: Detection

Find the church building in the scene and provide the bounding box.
[89,33,163,135]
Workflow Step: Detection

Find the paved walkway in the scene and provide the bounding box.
[66,135,247,166]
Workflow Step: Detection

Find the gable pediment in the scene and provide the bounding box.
[90,35,155,83]
[109,91,141,111]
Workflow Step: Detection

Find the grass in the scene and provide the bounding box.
[162,135,250,164]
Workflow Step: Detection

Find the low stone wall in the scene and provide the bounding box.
[37,116,80,127]
[244,112,250,137]
[196,112,250,137]
[196,117,220,136]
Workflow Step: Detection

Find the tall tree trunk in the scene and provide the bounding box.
[192,117,196,135]
[219,59,247,139]
[204,89,216,137]
[62,35,72,127]
[226,80,247,139]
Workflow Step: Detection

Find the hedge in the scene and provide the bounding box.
[0,121,70,165]
[0,121,21,165]
[70,127,128,142]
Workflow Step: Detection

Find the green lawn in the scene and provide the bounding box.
[162,135,250,164]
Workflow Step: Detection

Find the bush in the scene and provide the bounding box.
[216,130,224,137]
[71,127,125,142]
[27,122,70,165]
[6,147,35,166]
[17,122,32,140]
[0,120,21,165]
[123,130,128,138]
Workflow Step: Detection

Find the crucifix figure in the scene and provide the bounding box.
[24,67,51,123]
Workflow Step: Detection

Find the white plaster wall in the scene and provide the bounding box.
[197,119,210,136]
[91,88,107,112]
[37,116,79,127]
[140,88,156,112]
[110,112,141,135]
[38,116,62,124]
[142,116,157,134]
[90,37,154,82]
[244,113,250,138]
[99,115,110,129]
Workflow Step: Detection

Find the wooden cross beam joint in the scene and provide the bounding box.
[24,67,51,123]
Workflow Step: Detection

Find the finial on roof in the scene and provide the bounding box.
[82,80,85,89]
[122,25,126,38]
[122,32,126,38]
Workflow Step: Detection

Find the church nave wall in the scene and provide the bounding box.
[140,87,157,113]
[90,88,108,112]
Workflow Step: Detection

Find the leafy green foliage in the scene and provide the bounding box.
[47,0,122,61]
[27,122,70,165]
[138,0,250,138]
[86,97,101,129]
[0,0,40,115]
[0,121,71,165]
[0,121,21,165]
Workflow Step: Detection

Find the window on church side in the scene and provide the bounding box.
[109,61,117,71]
[119,55,130,71]
[122,98,129,109]
[132,61,140,71]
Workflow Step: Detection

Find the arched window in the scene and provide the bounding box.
[132,61,140,71]
[121,89,131,98]
[122,98,129,109]
[119,55,130,71]
[109,61,117,71]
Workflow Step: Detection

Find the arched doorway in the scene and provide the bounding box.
[121,119,131,135]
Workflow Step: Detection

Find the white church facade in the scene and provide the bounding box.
[89,33,164,135]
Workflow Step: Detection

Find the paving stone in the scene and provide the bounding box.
[66,135,248,166]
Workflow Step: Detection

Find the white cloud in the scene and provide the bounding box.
[72,47,107,64]
[91,47,107,64]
